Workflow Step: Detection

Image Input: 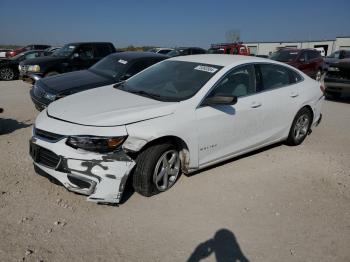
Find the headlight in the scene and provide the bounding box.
[18,65,21,71]
[28,65,41,72]
[44,92,56,101]
[66,136,126,153]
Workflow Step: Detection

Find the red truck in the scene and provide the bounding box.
[208,42,250,56]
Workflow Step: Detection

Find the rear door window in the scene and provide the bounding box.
[259,64,292,91]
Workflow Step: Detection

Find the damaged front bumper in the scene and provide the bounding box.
[30,136,135,204]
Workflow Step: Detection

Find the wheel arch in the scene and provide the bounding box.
[128,135,191,173]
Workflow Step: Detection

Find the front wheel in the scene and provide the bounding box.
[133,143,181,197]
[286,108,312,146]
[0,67,16,80]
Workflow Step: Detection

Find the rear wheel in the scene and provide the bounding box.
[133,143,181,197]
[0,67,16,80]
[286,108,312,146]
[315,69,322,81]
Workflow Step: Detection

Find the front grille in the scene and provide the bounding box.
[34,128,64,142]
[37,147,61,168]
[19,65,29,73]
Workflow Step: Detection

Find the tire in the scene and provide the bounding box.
[315,69,322,81]
[0,67,16,80]
[286,108,312,146]
[133,142,181,197]
[44,71,59,77]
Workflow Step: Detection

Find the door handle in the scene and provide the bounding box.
[290,92,299,98]
[251,102,262,108]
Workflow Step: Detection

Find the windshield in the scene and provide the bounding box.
[89,55,127,78]
[52,44,76,57]
[167,49,186,57]
[270,50,299,62]
[118,60,222,102]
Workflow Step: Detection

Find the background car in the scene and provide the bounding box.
[29,55,323,204]
[147,47,174,54]
[324,49,350,65]
[29,51,168,111]
[19,42,116,83]
[208,43,250,56]
[0,50,48,80]
[324,58,350,99]
[0,49,11,58]
[167,47,206,57]
[270,48,324,80]
[5,44,50,58]
[43,46,61,55]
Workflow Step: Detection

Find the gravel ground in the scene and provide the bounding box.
[0,80,349,262]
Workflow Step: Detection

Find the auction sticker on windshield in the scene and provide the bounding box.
[118,59,128,64]
[194,65,218,73]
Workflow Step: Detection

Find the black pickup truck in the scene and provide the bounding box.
[19,42,116,83]
[325,58,350,99]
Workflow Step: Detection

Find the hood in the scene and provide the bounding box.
[47,85,177,127]
[40,70,114,94]
[20,56,67,66]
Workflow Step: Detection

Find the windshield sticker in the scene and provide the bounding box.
[118,59,128,64]
[194,65,218,73]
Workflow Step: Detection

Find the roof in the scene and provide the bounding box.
[169,54,268,66]
[109,51,168,60]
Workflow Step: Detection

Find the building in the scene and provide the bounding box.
[245,36,350,56]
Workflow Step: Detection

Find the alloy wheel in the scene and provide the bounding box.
[293,114,310,141]
[315,70,322,82]
[153,150,180,191]
[0,68,14,80]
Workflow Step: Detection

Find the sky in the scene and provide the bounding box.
[0,0,349,48]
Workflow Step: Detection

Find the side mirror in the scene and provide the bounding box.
[202,95,237,106]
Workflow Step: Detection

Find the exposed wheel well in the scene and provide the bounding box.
[138,136,190,173]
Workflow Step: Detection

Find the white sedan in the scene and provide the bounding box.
[30,55,324,204]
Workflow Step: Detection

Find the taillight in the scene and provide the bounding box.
[320,84,325,94]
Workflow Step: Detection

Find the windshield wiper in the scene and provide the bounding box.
[113,81,126,89]
[128,90,164,100]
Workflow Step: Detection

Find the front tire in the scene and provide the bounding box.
[0,67,16,80]
[133,143,181,197]
[286,108,312,146]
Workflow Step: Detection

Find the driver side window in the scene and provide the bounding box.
[208,64,256,98]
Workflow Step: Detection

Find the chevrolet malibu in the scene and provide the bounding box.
[30,55,324,204]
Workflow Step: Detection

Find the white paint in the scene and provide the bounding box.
[32,54,324,203]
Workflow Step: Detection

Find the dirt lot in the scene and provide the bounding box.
[0,80,349,262]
